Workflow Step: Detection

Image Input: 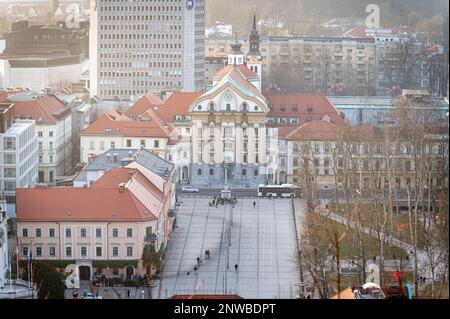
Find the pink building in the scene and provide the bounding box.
[16,158,175,279]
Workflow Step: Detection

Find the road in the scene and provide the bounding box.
[159,198,300,299]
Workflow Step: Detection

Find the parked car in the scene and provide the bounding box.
[182,186,199,193]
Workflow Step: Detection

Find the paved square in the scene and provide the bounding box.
[157,198,300,299]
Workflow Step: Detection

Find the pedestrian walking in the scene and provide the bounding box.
[127,289,131,297]
[253,201,256,208]
[200,258,202,264]
[187,271,190,276]
[194,266,198,274]
[234,264,238,272]
[197,257,200,264]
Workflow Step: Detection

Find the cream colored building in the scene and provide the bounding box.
[80,108,170,163]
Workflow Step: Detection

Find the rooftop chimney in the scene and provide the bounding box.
[113,153,118,163]
[118,183,126,193]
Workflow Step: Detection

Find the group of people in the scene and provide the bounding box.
[209,196,238,207]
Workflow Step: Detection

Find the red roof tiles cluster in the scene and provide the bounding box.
[12,94,70,124]
[125,92,163,118]
[82,108,171,138]
[16,166,167,222]
[266,93,347,126]
[154,92,203,123]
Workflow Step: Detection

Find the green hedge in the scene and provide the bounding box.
[19,260,76,270]
[92,260,138,269]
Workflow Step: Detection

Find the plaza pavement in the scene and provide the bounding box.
[157,198,300,299]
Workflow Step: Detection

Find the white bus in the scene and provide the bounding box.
[257,184,302,198]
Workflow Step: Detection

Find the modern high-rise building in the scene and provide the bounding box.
[89,0,205,101]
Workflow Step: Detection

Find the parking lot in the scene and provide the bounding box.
[157,198,300,299]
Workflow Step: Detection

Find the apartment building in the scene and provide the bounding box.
[7,92,72,184]
[0,103,38,202]
[205,35,377,95]
[89,0,205,100]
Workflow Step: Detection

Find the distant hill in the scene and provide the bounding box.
[206,0,449,33]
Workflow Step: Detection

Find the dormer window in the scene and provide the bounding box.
[242,103,248,111]
[254,106,259,111]
[226,104,231,111]
[198,105,202,110]
[209,102,214,111]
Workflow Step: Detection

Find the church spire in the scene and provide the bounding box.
[248,5,261,57]
[252,4,257,31]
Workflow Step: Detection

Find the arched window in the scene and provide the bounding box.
[197,105,202,110]
[209,168,214,176]
[254,169,259,176]
[254,106,259,111]
[226,104,231,111]
[242,103,248,111]
[242,169,247,176]
[209,102,214,111]
[197,169,202,176]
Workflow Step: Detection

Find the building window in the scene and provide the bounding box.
[49,228,55,238]
[96,247,102,257]
[49,247,56,257]
[90,141,95,150]
[154,140,159,148]
[111,142,115,149]
[242,169,247,176]
[49,156,53,163]
[127,247,133,257]
[65,228,71,238]
[209,168,214,176]
[38,131,43,137]
[22,228,28,237]
[36,228,41,237]
[112,247,119,257]
[126,139,132,147]
[96,228,102,238]
[66,246,72,257]
[254,169,259,176]
[112,228,118,238]
[197,169,202,176]
[80,228,87,238]
[49,131,54,137]
[81,247,87,257]
[127,228,133,238]
[100,141,105,150]
[36,247,42,257]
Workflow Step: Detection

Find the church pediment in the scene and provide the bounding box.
[189,80,269,115]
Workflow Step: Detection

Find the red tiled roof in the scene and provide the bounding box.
[92,167,165,217]
[154,92,203,123]
[214,64,258,80]
[228,67,265,101]
[266,93,347,126]
[125,92,163,118]
[91,168,135,188]
[82,108,170,138]
[16,187,157,222]
[285,118,373,141]
[12,94,70,124]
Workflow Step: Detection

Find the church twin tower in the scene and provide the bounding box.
[227,11,263,86]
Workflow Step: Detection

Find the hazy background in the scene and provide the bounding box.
[206,0,449,35]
